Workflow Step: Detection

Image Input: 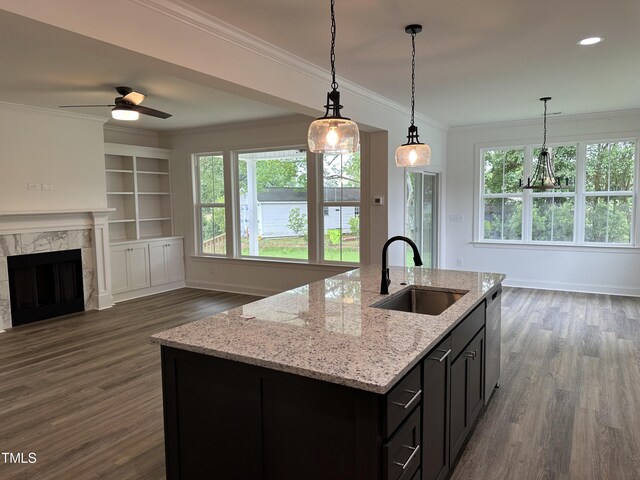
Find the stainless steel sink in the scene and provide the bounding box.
[372,286,468,316]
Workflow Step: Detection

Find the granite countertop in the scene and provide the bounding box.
[151,265,505,394]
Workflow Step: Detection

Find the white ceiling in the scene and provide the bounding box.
[1,0,640,129]
[0,10,293,131]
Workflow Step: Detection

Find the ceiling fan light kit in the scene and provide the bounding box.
[307,0,359,154]
[395,24,431,168]
[59,86,171,121]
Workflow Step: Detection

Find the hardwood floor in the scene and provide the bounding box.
[452,287,640,480]
[1,287,639,479]
[0,288,259,480]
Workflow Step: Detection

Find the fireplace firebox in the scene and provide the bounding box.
[7,249,84,327]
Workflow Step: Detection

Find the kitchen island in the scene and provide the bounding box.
[152,265,505,480]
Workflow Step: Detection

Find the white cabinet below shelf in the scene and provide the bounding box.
[111,243,150,295]
[149,239,185,286]
[110,237,185,302]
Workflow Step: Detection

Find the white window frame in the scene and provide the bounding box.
[193,152,226,257]
[476,138,639,248]
[192,143,364,266]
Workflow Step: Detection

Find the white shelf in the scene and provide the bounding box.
[104,144,173,243]
[138,170,170,176]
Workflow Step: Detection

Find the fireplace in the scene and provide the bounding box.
[8,249,84,326]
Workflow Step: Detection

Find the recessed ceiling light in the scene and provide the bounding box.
[578,36,603,46]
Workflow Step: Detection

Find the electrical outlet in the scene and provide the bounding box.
[456,258,463,267]
[449,214,463,223]
[208,266,215,274]
[41,183,53,191]
[27,183,40,191]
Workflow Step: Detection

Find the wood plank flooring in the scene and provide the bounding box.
[1,287,639,479]
[452,288,640,480]
[0,288,259,480]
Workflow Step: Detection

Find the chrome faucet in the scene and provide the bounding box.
[380,236,423,294]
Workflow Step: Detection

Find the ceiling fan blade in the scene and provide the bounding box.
[59,104,115,108]
[134,105,172,119]
[122,91,146,106]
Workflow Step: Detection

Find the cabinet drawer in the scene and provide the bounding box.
[385,364,421,437]
[384,407,421,480]
[451,301,485,360]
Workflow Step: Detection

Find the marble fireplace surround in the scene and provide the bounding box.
[0,209,113,330]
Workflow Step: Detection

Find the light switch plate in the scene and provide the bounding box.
[41,184,53,191]
[27,183,40,191]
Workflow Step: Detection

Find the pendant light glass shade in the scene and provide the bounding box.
[396,24,430,167]
[308,0,359,154]
[395,126,431,167]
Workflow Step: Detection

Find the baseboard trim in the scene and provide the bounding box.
[112,281,187,303]
[187,280,277,297]
[504,277,640,297]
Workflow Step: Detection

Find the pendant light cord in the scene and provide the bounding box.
[330,0,338,91]
[542,98,548,148]
[410,30,416,127]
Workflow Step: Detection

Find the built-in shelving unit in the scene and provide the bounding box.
[104,143,173,243]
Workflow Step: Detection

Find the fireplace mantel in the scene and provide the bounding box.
[0,208,114,330]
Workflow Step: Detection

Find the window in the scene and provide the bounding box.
[194,145,362,265]
[479,140,636,246]
[481,148,524,241]
[238,149,308,260]
[584,142,635,243]
[406,172,438,267]
[195,154,226,255]
[322,151,361,263]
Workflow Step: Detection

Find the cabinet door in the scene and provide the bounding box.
[149,241,168,286]
[466,329,485,428]
[128,244,150,290]
[165,240,185,284]
[422,336,451,480]
[110,246,130,295]
[449,328,485,464]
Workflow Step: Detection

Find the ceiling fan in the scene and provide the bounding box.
[59,86,172,121]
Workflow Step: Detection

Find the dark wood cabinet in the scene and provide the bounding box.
[422,336,451,480]
[449,328,485,462]
[160,295,496,480]
[422,337,451,480]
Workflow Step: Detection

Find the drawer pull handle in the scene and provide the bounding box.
[393,444,420,470]
[391,389,422,410]
[464,350,477,359]
[429,348,451,362]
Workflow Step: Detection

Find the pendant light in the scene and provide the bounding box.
[521,97,569,189]
[395,24,431,167]
[307,0,359,154]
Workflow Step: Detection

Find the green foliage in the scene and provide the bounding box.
[325,228,341,246]
[287,208,308,241]
[323,152,361,190]
[199,155,225,203]
[238,157,307,195]
[483,143,635,244]
[348,215,359,236]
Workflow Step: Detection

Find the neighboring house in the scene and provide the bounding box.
[240,187,360,238]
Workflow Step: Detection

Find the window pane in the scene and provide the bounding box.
[585,196,632,243]
[201,207,226,255]
[199,155,225,203]
[483,197,522,240]
[533,145,576,192]
[532,196,574,242]
[323,152,360,202]
[323,206,360,263]
[483,148,524,194]
[586,142,635,192]
[238,149,308,260]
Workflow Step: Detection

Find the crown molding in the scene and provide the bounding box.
[451,107,640,131]
[129,0,449,133]
[0,101,107,124]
